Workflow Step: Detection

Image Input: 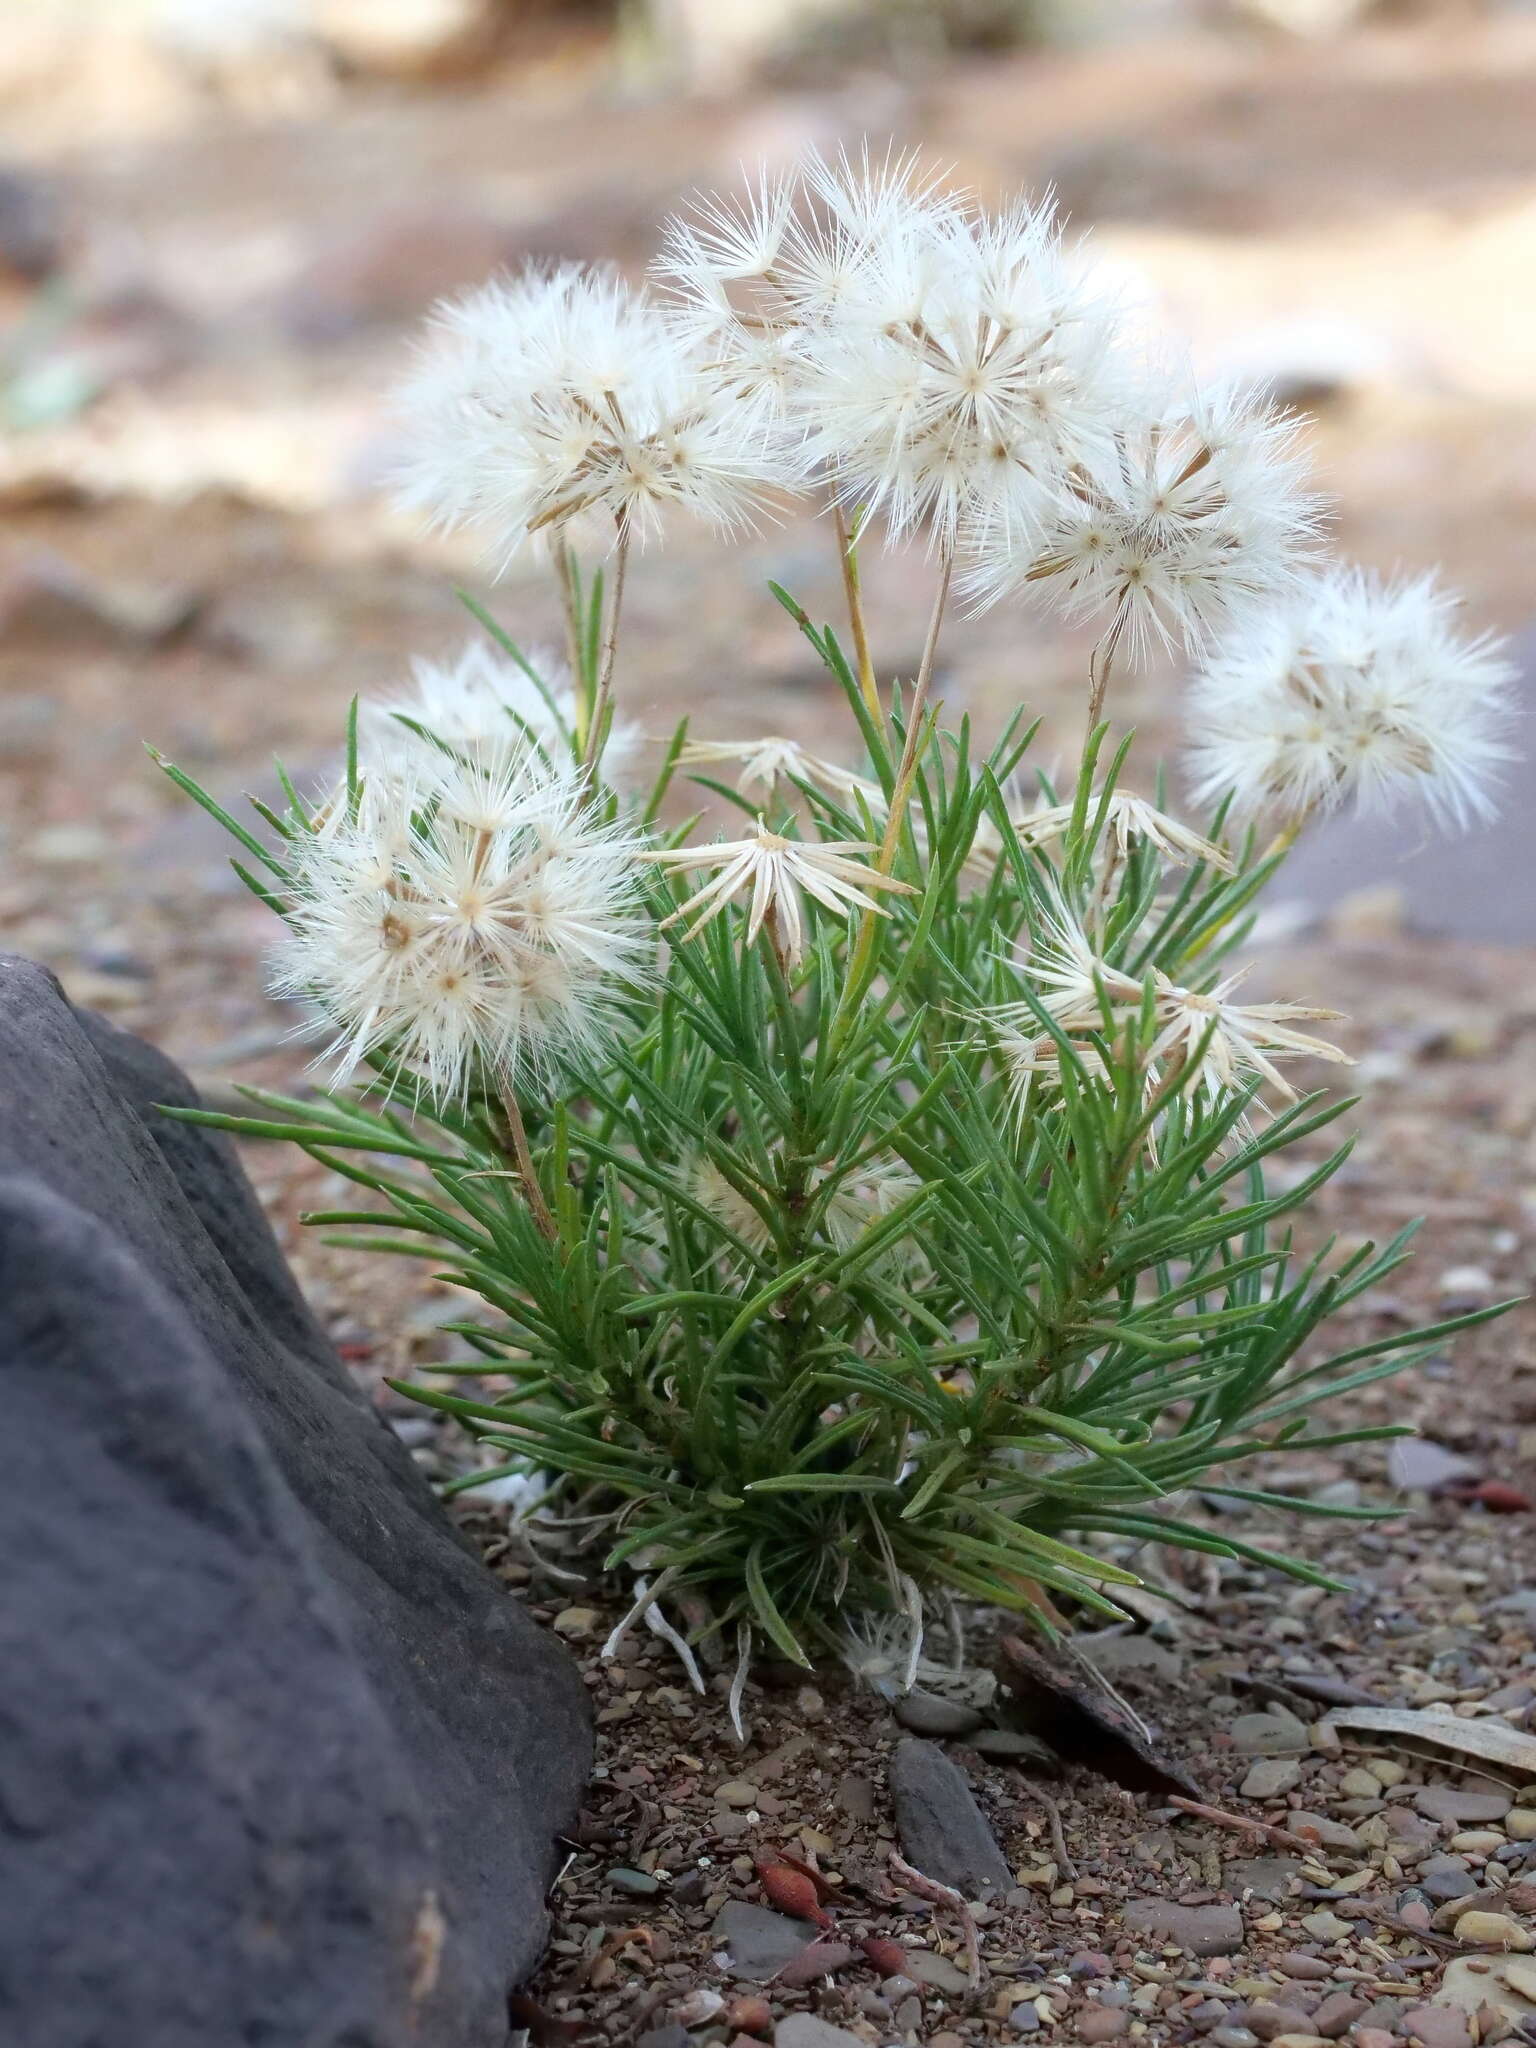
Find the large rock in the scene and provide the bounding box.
[0,956,591,2048]
[887,1737,1013,1900]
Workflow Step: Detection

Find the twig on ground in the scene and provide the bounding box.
[1167,1794,1318,1852]
[1030,1785,1078,1882]
[889,1849,984,1990]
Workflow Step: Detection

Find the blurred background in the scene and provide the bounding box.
[1,0,1534,1389]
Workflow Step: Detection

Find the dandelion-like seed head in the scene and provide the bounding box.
[969,380,1320,657]
[690,1155,774,1257]
[1005,894,1144,1030]
[1185,567,1517,830]
[395,264,792,562]
[1015,788,1233,871]
[792,172,1132,559]
[365,638,642,787]
[275,743,651,1100]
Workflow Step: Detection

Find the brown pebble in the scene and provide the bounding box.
[725,1995,772,2036]
[1354,2031,1398,2048]
[1309,1992,1369,2038]
[1245,2005,1319,2041]
[1398,2003,1472,2048]
[1277,1955,1335,1982]
[1078,2005,1130,2042]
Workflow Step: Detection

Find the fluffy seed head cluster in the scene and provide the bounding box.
[1185,567,1516,829]
[276,744,650,1100]
[395,264,790,560]
[365,639,641,785]
[395,152,1315,664]
[972,384,1318,655]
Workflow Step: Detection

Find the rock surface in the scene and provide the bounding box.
[1121,1899,1246,1956]
[711,1903,820,1982]
[888,1737,1014,1900]
[0,956,591,2048]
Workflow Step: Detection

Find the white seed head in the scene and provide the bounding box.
[676,734,883,809]
[1016,788,1234,871]
[394,264,793,560]
[1003,894,1144,1030]
[1185,566,1517,830]
[969,380,1319,656]
[1150,968,1350,1106]
[364,637,642,787]
[274,743,651,1100]
[792,174,1131,558]
[643,820,915,962]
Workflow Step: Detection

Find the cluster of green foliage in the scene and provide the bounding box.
[158,583,1508,1672]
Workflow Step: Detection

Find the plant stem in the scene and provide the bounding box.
[875,541,952,877]
[497,1086,558,1243]
[554,533,585,740]
[1085,617,1122,737]
[833,500,880,722]
[582,516,631,784]
[828,547,952,1059]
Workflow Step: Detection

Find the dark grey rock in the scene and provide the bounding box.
[968,1725,1059,1766]
[1419,1857,1479,1904]
[893,1688,986,1738]
[0,957,591,2048]
[1122,1898,1245,1957]
[710,1902,818,1981]
[888,1737,1013,1899]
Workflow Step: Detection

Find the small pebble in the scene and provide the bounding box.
[1077,2007,1129,2044]
[1242,1758,1303,1800]
[1300,1911,1352,1941]
[893,1689,985,1738]
[1310,1992,1368,2038]
[1452,1910,1534,1950]
[714,1780,760,1809]
[1397,2003,1471,2048]
[606,1866,660,1895]
[1278,1954,1335,1981]
[1341,1768,1384,1799]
